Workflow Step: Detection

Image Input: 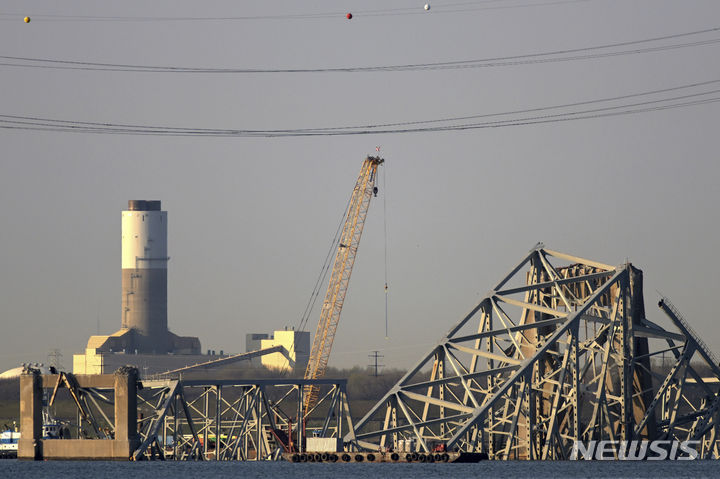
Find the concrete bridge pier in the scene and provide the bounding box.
[18,370,43,460]
[19,367,140,460]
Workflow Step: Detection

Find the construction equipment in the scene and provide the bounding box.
[303,156,384,411]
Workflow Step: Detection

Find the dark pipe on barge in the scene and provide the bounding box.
[282,451,488,463]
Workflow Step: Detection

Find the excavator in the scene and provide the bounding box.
[302,156,384,412]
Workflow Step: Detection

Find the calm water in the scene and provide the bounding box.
[1,460,719,478]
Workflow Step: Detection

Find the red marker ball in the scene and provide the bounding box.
[346,13,352,19]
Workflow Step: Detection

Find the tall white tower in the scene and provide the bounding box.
[121,200,170,353]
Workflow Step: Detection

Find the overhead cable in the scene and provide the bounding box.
[0,0,595,23]
[1,26,718,74]
[1,81,718,137]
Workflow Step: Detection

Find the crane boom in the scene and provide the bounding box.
[303,156,384,411]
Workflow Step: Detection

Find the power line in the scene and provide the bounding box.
[1,26,718,74]
[0,80,718,137]
[0,1,595,23]
[1,97,717,137]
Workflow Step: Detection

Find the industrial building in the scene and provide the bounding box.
[243,331,311,370]
[73,200,203,375]
[259,329,310,371]
[73,200,308,377]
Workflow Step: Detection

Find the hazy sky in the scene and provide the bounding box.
[1,0,719,374]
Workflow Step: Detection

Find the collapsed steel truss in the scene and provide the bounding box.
[27,245,720,461]
[348,245,720,459]
[134,378,355,460]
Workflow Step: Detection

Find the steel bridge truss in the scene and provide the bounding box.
[348,245,720,459]
[45,371,117,440]
[133,378,355,461]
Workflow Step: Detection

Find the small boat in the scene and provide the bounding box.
[0,427,20,459]
[42,410,64,439]
[0,412,68,459]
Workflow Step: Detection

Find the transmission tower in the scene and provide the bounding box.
[368,351,384,377]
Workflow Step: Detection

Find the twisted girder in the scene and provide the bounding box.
[348,246,720,459]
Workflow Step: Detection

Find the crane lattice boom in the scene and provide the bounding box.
[303,156,384,411]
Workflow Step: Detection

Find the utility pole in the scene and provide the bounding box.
[368,351,384,377]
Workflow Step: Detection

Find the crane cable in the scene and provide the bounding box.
[382,162,390,339]
[297,192,353,333]
[272,180,352,374]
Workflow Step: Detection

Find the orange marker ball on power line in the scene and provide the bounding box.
[346,13,352,19]
[24,16,31,23]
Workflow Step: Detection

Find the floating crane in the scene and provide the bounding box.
[303,156,384,411]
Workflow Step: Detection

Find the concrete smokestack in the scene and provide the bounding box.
[121,200,170,353]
